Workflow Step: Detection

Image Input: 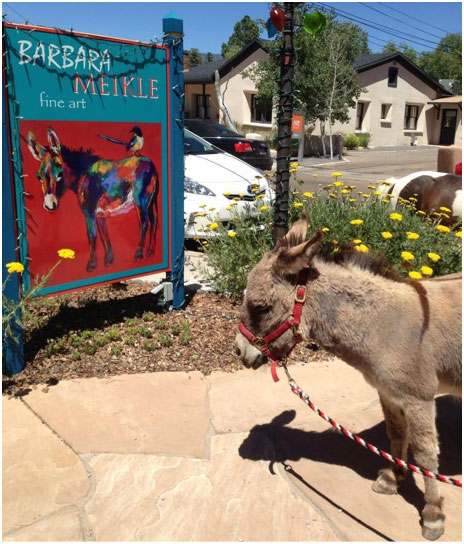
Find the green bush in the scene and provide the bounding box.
[343,134,360,149]
[199,182,462,301]
[357,132,371,148]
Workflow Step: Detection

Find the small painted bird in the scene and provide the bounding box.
[99,126,144,156]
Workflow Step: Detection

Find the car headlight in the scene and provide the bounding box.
[184,178,216,196]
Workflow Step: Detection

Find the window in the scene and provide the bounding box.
[381,103,391,121]
[356,102,365,130]
[388,67,398,87]
[251,94,272,123]
[195,94,210,119]
[404,104,419,130]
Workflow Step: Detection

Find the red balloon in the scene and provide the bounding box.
[270,4,285,31]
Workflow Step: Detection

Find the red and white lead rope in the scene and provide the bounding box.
[283,369,462,488]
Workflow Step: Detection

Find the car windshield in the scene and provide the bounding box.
[184,129,220,155]
[186,121,241,138]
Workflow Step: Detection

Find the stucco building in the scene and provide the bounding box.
[184,45,462,149]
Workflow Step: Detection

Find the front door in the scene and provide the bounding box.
[439,108,458,145]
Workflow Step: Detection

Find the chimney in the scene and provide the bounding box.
[183,51,189,72]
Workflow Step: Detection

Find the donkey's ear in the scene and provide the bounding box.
[27,131,45,161]
[274,213,309,252]
[47,127,61,155]
[274,229,324,274]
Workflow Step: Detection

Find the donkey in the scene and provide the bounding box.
[27,127,159,272]
[378,171,462,227]
[235,214,461,541]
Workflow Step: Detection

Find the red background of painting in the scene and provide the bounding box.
[19,120,164,290]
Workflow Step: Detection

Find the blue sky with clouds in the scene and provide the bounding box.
[2,2,462,53]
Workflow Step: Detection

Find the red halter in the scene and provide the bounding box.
[238,267,309,382]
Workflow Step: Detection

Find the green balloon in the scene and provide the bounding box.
[303,11,326,36]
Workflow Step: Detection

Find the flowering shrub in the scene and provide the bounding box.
[199,173,461,301]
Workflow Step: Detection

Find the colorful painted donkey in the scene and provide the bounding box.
[27,127,159,272]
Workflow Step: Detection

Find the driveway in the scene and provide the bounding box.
[291,146,440,192]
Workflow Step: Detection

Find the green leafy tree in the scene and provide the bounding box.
[246,6,368,129]
[419,33,462,83]
[205,52,214,63]
[188,48,203,68]
[221,15,260,58]
[382,41,420,65]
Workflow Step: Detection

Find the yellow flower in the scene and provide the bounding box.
[223,192,231,196]
[455,231,462,239]
[331,172,342,178]
[439,206,451,213]
[409,271,422,279]
[322,227,330,232]
[341,189,349,195]
[290,162,299,168]
[57,249,75,259]
[255,194,265,200]
[348,185,356,190]
[427,252,441,262]
[401,251,415,261]
[209,222,219,230]
[6,261,24,274]
[333,181,343,187]
[331,239,338,245]
[328,193,337,199]
[260,205,269,211]
[353,239,362,244]
[362,193,370,199]
[421,266,433,276]
[381,231,393,239]
[390,212,403,221]
[408,197,418,202]
[209,207,216,211]
[416,210,426,216]
[437,225,450,233]
[313,174,319,178]
[381,180,393,186]
[367,185,376,190]
[303,192,313,198]
[294,202,303,208]
[349,198,356,203]
[195,212,207,217]
[199,204,207,209]
[289,168,298,173]
[373,191,382,196]
[350,219,364,225]
[406,232,420,240]
[228,231,237,237]
[226,206,233,211]
[355,244,369,253]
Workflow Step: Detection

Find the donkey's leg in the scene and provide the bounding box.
[133,204,149,261]
[96,216,113,267]
[372,394,408,495]
[146,196,157,257]
[84,213,98,272]
[404,400,444,541]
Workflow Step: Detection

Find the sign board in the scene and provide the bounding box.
[291,113,304,137]
[3,24,176,296]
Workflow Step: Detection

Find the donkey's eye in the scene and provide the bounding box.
[56,173,63,182]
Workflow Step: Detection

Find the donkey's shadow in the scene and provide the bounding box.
[239,396,461,516]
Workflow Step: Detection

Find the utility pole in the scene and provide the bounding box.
[273,2,295,242]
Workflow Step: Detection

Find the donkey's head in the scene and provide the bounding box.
[27,128,66,212]
[235,214,323,370]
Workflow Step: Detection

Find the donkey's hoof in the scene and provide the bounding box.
[422,522,445,541]
[146,247,155,258]
[134,251,143,261]
[104,256,114,267]
[422,502,445,541]
[87,261,97,272]
[372,470,398,495]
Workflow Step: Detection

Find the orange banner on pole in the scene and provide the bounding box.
[291,114,304,134]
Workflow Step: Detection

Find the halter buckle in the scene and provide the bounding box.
[295,286,306,304]
[254,337,265,349]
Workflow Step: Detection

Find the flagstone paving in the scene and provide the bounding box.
[3,357,461,541]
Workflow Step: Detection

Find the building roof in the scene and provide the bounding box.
[428,95,462,105]
[353,52,451,96]
[184,39,267,84]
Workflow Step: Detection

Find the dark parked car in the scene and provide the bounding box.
[184,119,273,171]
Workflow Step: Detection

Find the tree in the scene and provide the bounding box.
[419,33,462,83]
[382,41,420,65]
[205,52,214,63]
[188,48,202,68]
[246,6,368,145]
[221,15,260,58]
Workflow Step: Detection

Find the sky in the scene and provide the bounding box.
[2,1,462,54]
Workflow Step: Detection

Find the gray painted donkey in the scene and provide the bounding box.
[235,214,461,541]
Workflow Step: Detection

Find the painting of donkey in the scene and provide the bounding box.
[235,214,461,541]
[27,127,159,272]
[378,171,462,227]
